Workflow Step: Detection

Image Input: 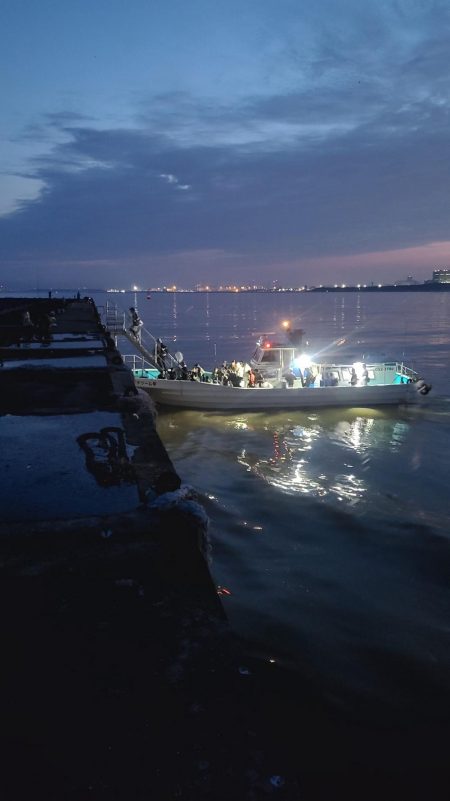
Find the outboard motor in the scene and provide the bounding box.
[415,378,432,396]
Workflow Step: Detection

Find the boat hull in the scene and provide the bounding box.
[135,377,426,411]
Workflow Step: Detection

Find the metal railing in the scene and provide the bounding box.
[103,301,181,372]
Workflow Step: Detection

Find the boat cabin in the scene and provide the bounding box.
[251,339,299,379]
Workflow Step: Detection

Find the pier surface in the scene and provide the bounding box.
[0,297,446,800]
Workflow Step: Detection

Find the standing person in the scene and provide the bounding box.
[235,361,244,380]
[156,338,168,370]
[284,368,296,387]
[350,368,358,386]
[254,369,263,387]
[362,364,369,385]
[192,363,204,381]
[21,311,35,342]
[129,307,143,338]
[304,366,316,387]
[247,368,256,387]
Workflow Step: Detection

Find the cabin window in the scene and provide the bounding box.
[261,350,279,363]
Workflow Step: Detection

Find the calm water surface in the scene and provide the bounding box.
[79,290,450,720]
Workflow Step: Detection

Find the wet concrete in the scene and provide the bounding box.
[0,298,446,800]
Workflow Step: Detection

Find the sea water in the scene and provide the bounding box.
[24,288,450,724]
[109,289,450,725]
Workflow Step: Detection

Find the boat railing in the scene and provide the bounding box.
[122,354,157,372]
[395,362,417,380]
[306,361,417,387]
[103,301,181,371]
[104,302,126,335]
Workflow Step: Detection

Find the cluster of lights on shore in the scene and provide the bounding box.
[121,282,385,293]
[120,284,383,292]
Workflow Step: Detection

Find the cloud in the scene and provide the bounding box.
[2,0,450,285]
[1,107,449,288]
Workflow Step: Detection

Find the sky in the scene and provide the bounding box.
[1,0,450,289]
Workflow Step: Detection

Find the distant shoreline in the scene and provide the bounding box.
[2,284,450,294]
[119,285,450,293]
[307,283,450,292]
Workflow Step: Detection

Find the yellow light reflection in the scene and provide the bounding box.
[232,412,410,512]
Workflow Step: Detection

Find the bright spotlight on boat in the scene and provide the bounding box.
[294,355,312,371]
[282,320,290,329]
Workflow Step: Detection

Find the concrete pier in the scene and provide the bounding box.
[0,297,446,800]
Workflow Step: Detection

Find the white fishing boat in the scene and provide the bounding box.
[123,324,432,411]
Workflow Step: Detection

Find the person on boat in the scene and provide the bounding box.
[303,366,316,387]
[254,369,264,387]
[179,361,189,380]
[129,307,143,338]
[156,338,168,369]
[284,368,296,387]
[235,361,245,379]
[362,364,369,385]
[192,363,204,381]
[228,370,242,387]
[350,368,358,386]
[247,368,256,387]
[223,369,233,386]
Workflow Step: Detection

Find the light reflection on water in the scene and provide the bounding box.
[157,405,448,527]
[157,403,450,716]
[140,291,450,719]
[183,409,410,512]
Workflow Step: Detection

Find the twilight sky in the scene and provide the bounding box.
[1,0,450,289]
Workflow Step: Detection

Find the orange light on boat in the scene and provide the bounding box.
[265,343,271,348]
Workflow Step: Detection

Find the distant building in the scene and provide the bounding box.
[432,269,450,284]
[393,275,420,286]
